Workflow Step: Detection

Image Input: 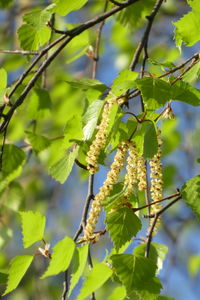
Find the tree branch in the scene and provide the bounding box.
[0,49,38,55]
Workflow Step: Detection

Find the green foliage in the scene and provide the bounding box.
[49,146,79,183]
[68,244,89,297]
[110,70,138,96]
[19,211,46,248]
[0,68,7,90]
[41,236,75,278]
[111,254,162,298]
[18,8,52,50]
[108,286,126,300]
[25,131,50,153]
[3,255,33,295]
[27,88,52,119]
[106,207,141,252]
[143,122,158,159]
[77,263,113,300]
[173,0,200,48]
[52,0,88,17]
[181,175,200,220]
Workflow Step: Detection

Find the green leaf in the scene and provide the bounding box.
[83,100,104,140]
[3,255,33,295]
[2,144,26,176]
[25,131,50,153]
[53,0,88,16]
[108,286,126,300]
[111,254,160,295]
[111,70,138,96]
[135,77,170,110]
[3,181,24,211]
[173,0,200,47]
[19,211,46,248]
[143,122,158,159]
[68,244,89,297]
[18,8,52,50]
[106,207,141,252]
[133,242,168,274]
[49,146,79,183]
[0,68,7,89]
[104,184,125,212]
[171,80,200,106]
[28,88,52,119]
[0,272,8,284]
[41,236,75,278]
[181,175,200,220]
[77,263,113,300]
[65,78,107,92]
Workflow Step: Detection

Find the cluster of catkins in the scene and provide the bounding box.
[84,99,163,241]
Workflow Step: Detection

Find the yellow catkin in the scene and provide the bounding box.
[83,141,129,242]
[137,155,147,191]
[86,97,117,174]
[149,130,163,233]
[124,141,138,199]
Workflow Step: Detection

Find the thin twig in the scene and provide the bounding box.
[0,49,38,55]
[145,195,181,258]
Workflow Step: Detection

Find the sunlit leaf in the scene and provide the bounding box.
[19,211,46,248]
[3,255,33,295]
[143,122,158,159]
[53,0,88,16]
[41,236,75,278]
[0,68,7,89]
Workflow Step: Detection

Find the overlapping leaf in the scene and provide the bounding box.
[52,0,88,16]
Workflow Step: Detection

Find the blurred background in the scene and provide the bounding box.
[0,0,200,299]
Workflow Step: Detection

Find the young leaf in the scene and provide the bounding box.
[41,236,75,278]
[173,0,200,48]
[181,175,200,220]
[83,100,104,140]
[3,255,33,295]
[171,80,200,106]
[77,263,113,300]
[108,286,126,300]
[52,0,88,17]
[18,8,52,50]
[68,244,89,297]
[49,146,79,183]
[27,88,52,119]
[19,211,46,248]
[106,207,142,252]
[143,122,158,159]
[110,70,138,96]
[25,131,50,153]
[0,68,7,90]
[2,144,26,176]
[111,254,158,294]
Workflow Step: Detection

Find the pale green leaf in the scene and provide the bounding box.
[83,100,104,140]
[77,263,113,300]
[106,207,141,252]
[49,146,79,183]
[181,175,200,220]
[68,244,89,297]
[19,211,46,248]
[41,236,75,278]
[28,88,52,119]
[25,131,50,153]
[65,78,107,92]
[143,122,158,159]
[53,0,88,16]
[3,181,24,211]
[3,255,33,295]
[0,68,7,90]
[111,70,138,96]
[173,0,200,47]
[108,286,126,300]
[2,144,26,176]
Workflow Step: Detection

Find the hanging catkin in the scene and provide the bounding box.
[83,141,129,241]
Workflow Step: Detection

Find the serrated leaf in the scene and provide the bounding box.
[171,80,200,106]
[111,254,161,296]
[111,70,138,96]
[19,211,46,248]
[181,175,200,220]
[49,146,79,183]
[41,236,75,278]
[104,184,125,212]
[2,144,26,176]
[77,263,113,300]
[3,255,33,295]
[83,100,104,140]
[18,8,52,50]
[25,131,50,153]
[68,244,89,297]
[133,242,168,274]
[53,0,88,16]
[106,207,141,252]
[173,0,200,47]
[28,88,52,119]
[108,286,126,300]
[0,68,7,89]
[143,122,158,159]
